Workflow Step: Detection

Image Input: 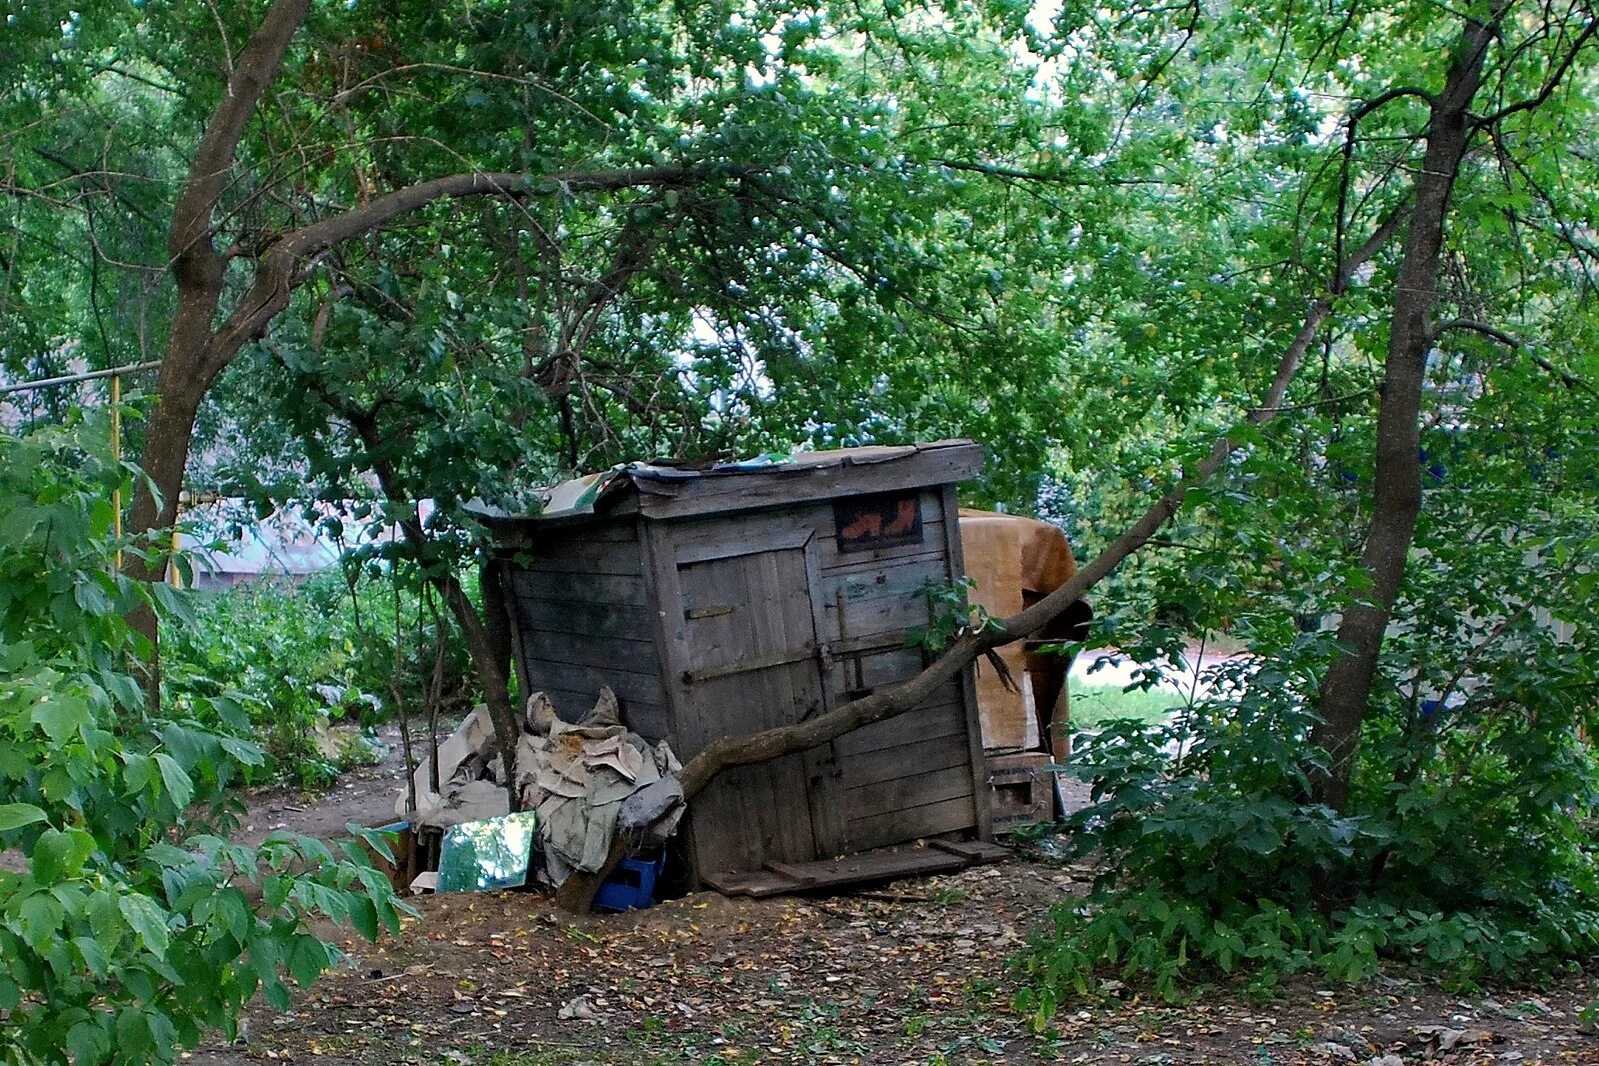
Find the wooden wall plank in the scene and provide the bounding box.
[632,444,982,520]
[799,536,849,857]
[669,547,823,874]
[517,628,657,672]
[522,658,664,715]
[509,539,644,576]
[839,732,973,790]
[509,569,648,608]
[529,686,669,740]
[849,795,978,850]
[669,509,824,565]
[821,545,947,578]
[834,698,966,756]
[846,765,975,818]
[821,589,933,646]
[512,596,653,640]
[939,484,993,841]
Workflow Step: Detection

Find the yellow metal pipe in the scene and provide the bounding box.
[111,374,123,570]
[169,525,182,589]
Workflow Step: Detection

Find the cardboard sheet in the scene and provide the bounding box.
[958,510,1078,753]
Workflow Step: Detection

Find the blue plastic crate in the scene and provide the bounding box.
[594,853,665,912]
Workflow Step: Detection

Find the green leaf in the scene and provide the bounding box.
[74,935,111,980]
[114,1008,152,1060]
[73,578,113,616]
[285,934,331,987]
[19,891,65,946]
[122,752,155,795]
[348,895,380,942]
[118,894,170,959]
[31,695,90,743]
[32,828,95,882]
[66,1019,111,1066]
[153,753,194,810]
[0,803,48,832]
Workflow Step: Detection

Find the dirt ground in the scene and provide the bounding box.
[193,736,1599,1066]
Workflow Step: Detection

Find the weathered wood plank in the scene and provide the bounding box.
[672,547,824,874]
[663,506,828,566]
[522,658,664,713]
[824,644,935,702]
[632,444,982,520]
[940,483,993,842]
[511,596,653,640]
[838,731,972,789]
[509,539,644,576]
[506,521,638,543]
[927,838,1009,863]
[849,795,979,850]
[524,685,668,740]
[819,544,946,578]
[833,698,966,756]
[703,841,997,899]
[509,569,648,608]
[764,847,966,889]
[821,555,949,607]
[701,868,800,898]
[799,536,850,858]
[846,765,975,820]
[821,588,933,645]
[517,627,657,672]
[815,520,946,570]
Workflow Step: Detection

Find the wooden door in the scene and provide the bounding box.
[674,546,842,877]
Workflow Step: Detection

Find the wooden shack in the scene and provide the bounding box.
[475,440,991,883]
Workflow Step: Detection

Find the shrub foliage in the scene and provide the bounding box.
[0,416,402,1064]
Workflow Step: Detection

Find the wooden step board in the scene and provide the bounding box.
[703,839,1010,899]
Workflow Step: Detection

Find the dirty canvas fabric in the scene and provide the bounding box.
[399,688,683,887]
[516,689,684,885]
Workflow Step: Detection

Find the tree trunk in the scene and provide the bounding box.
[125,365,209,579]
[439,574,523,801]
[1308,9,1505,814]
[123,320,215,699]
[334,403,525,801]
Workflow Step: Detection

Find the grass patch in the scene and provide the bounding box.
[1068,682,1186,728]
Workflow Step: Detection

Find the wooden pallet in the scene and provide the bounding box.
[702,839,1010,899]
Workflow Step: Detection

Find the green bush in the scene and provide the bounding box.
[165,568,472,788]
[0,415,402,1064]
[1016,638,1599,1025]
[1019,372,1599,1022]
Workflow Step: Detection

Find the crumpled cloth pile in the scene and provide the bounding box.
[397,687,684,886]
[515,688,684,885]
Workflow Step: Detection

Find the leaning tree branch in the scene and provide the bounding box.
[932,158,1172,187]
[168,0,310,287]
[677,208,1407,800]
[1474,17,1599,127]
[303,377,526,795]
[204,164,708,372]
[1432,316,1599,394]
[1349,85,1438,121]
